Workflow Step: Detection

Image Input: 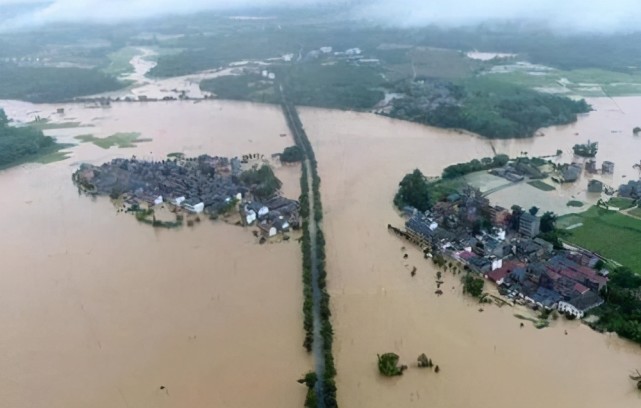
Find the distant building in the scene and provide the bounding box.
[56,108,65,114]
[518,213,540,238]
[587,179,603,193]
[602,161,615,174]
[319,46,333,53]
[258,221,277,238]
[153,195,163,206]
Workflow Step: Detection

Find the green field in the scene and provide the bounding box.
[528,180,556,191]
[606,197,636,210]
[487,67,641,97]
[561,206,641,272]
[628,207,641,218]
[75,132,149,149]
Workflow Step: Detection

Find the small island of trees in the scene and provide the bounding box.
[280,145,304,163]
[377,353,407,376]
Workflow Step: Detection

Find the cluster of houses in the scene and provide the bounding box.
[73,155,300,237]
[402,186,607,319]
[74,155,246,214]
[240,196,300,238]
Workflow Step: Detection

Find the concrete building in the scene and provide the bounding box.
[602,161,615,174]
[183,199,204,213]
[519,213,540,238]
[557,291,604,318]
[585,160,597,174]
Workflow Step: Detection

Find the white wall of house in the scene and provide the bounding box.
[184,202,205,213]
[491,258,503,271]
[558,301,584,318]
[173,196,185,205]
[269,227,277,237]
[154,196,163,206]
[245,210,257,225]
[258,206,269,217]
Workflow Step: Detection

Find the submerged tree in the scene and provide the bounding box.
[394,169,431,212]
[377,353,406,376]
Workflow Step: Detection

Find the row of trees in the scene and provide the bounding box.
[282,94,338,408]
[442,154,509,179]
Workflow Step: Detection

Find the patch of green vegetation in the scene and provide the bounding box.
[280,146,304,163]
[528,180,556,191]
[462,273,484,298]
[27,119,86,130]
[75,132,148,149]
[566,200,584,208]
[562,206,641,273]
[34,148,72,164]
[167,152,184,159]
[0,109,71,169]
[607,197,636,210]
[377,353,405,376]
[200,74,277,103]
[389,77,590,138]
[281,62,386,110]
[628,207,641,218]
[514,313,550,329]
[239,164,282,199]
[103,47,141,76]
[0,64,125,103]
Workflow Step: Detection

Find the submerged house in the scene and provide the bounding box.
[183,198,205,213]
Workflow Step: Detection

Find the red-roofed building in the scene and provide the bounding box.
[488,261,525,285]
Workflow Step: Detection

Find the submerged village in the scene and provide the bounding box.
[391,149,641,321]
[72,152,300,240]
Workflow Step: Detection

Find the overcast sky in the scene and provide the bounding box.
[1,0,640,33]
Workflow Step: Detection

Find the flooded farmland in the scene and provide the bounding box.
[1,94,641,407]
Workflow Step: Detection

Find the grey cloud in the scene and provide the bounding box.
[2,0,641,33]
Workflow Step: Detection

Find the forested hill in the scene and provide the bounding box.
[0,109,61,167]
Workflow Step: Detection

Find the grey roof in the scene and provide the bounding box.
[568,291,604,312]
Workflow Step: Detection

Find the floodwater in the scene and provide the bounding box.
[299,98,641,408]
[0,99,308,408]
[2,94,641,407]
[90,47,240,100]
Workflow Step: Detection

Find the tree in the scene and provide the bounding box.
[281,145,304,163]
[540,211,557,233]
[394,169,431,212]
[462,273,484,297]
[377,353,405,376]
[529,206,539,216]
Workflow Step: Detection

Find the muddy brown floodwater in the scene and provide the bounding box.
[2,96,641,408]
[0,99,308,408]
[300,98,641,408]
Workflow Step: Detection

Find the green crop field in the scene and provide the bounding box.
[561,206,641,273]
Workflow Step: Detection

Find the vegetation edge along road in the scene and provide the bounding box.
[281,86,338,408]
